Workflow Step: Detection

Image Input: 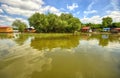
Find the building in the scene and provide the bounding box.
[0,26,13,33]
[111,28,120,33]
[24,28,36,33]
[103,28,110,32]
[81,27,91,32]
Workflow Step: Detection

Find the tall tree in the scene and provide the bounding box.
[47,13,59,32]
[12,20,27,32]
[102,17,113,28]
[28,13,48,32]
[67,17,81,32]
[28,12,81,33]
[60,13,81,32]
[60,13,73,20]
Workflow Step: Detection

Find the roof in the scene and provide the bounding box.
[82,27,90,30]
[103,28,110,29]
[25,28,35,30]
[0,26,12,28]
[114,28,120,30]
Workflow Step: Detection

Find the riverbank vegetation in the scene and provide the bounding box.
[28,13,81,33]
[12,20,27,32]
[12,13,120,33]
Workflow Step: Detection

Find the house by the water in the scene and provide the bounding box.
[0,26,13,33]
[81,26,92,32]
[103,28,110,32]
[24,28,36,33]
[111,28,120,33]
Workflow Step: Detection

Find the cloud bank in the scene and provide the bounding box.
[0,0,120,25]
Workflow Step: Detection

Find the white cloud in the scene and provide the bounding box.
[87,1,95,11]
[1,4,35,17]
[84,1,97,17]
[1,4,61,17]
[0,0,62,25]
[0,0,42,21]
[105,11,120,22]
[41,6,61,15]
[103,0,120,11]
[84,10,97,14]
[111,0,120,11]
[81,11,120,24]
[0,0,44,10]
[82,0,120,23]
[0,0,61,17]
[0,15,14,25]
[0,15,28,26]
[81,15,102,24]
[67,3,78,11]
[0,9,3,13]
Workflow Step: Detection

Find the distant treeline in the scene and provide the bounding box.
[12,13,120,33]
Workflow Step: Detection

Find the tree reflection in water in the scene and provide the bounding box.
[30,35,80,50]
[29,33,120,51]
[14,34,29,45]
[0,33,14,39]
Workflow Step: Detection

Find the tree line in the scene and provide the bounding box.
[12,13,81,33]
[82,17,120,29]
[12,13,120,33]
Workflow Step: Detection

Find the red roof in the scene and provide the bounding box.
[114,28,120,30]
[0,26,12,28]
[82,27,90,30]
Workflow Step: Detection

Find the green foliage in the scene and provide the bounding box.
[102,17,113,28]
[28,13,48,32]
[82,23,101,29]
[12,20,27,32]
[28,13,81,33]
[112,22,120,28]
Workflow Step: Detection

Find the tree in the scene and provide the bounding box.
[47,13,59,32]
[60,13,81,32]
[60,13,73,20]
[67,17,81,32]
[102,17,113,28]
[28,13,48,32]
[12,20,27,32]
[28,12,81,33]
[82,23,101,29]
[112,22,120,28]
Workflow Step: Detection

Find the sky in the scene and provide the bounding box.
[0,0,120,26]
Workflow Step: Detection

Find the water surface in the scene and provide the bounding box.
[0,33,120,78]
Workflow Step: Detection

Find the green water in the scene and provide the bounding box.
[0,33,120,78]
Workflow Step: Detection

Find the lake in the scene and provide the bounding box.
[0,33,120,78]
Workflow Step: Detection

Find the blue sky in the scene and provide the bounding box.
[0,0,120,26]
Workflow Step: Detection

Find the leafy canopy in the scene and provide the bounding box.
[28,13,81,33]
[12,20,27,32]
